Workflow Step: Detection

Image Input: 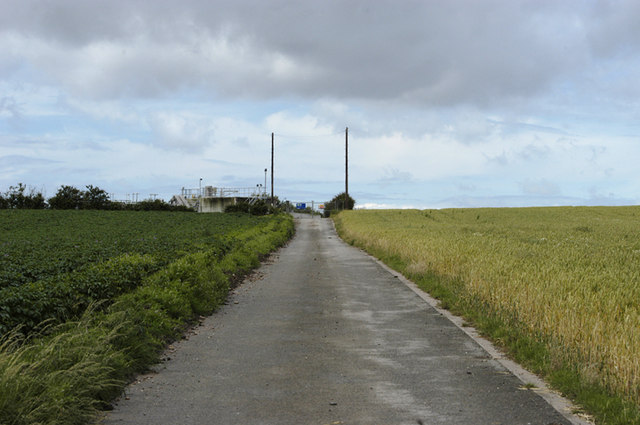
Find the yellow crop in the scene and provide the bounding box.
[334,207,640,405]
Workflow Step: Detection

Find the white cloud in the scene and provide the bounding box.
[264,111,335,137]
[357,202,418,210]
[148,111,214,152]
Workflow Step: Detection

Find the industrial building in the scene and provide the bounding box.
[169,186,268,213]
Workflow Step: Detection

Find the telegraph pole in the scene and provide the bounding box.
[345,127,349,208]
[271,132,274,206]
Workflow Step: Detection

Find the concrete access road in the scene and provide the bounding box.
[103,214,579,425]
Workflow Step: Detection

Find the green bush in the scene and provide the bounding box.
[224,202,251,213]
[224,200,281,216]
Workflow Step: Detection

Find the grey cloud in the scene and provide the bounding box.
[588,0,640,58]
[0,1,152,46]
[0,0,605,107]
[201,0,592,106]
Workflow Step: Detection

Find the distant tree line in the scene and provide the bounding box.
[0,183,193,211]
[0,183,46,209]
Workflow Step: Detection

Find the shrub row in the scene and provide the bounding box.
[0,183,194,211]
[0,213,294,425]
[224,200,277,215]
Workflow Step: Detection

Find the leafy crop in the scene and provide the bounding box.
[0,210,281,335]
[335,207,640,424]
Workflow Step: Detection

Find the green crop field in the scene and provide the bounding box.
[0,209,294,424]
[0,210,290,335]
[0,209,232,290]
[1,209,292,288]
[334,207,640,424]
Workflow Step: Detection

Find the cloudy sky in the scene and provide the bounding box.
[1,0,639,208]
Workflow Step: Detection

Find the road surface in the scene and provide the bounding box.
[102,214,582,425]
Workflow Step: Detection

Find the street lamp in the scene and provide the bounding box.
[264,168,267,196]
[199,178,202,213]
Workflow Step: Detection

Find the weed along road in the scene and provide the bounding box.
[103,214,581,425]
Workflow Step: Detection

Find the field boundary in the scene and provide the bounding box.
[348,239,593,425]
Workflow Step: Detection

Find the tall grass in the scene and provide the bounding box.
[334,207,640,422]
[0,311,128,425]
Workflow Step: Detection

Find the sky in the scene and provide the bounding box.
[1,0,639,209]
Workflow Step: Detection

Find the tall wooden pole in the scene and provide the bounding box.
[271,132,274,206]
[345,127,349,208]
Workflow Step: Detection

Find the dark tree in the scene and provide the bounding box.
[2,183,46,209]
[48,185,83,209]
[325,192,355,212]
[25,190,46,209]
[83,185,111,209]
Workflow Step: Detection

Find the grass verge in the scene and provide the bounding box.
[0,213,294,425]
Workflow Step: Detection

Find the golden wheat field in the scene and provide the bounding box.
[334,207,640,405]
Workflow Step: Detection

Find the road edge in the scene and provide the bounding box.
[327,218,593,425]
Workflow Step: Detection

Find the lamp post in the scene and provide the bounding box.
[271,133,274,206]
[199,178,202,213]
[264,168,267,196]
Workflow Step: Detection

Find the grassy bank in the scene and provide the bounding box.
[0,212,294,425]
[334,207,640,425]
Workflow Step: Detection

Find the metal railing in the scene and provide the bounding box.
[180,186,268,199]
